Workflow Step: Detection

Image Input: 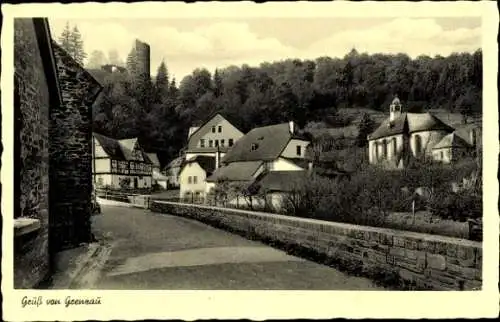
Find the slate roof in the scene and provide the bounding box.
[432,132,471,150]
[221,122,306,163]
[146,153,161,167]
[453,124,481,146]
[166,156,184,169]
[206,161,263,182]
[184,156,216,175]
[93,133,126,160]
[93,133,152,163]
[86,68,109,85]
[368,112,454,141]
[255,171,310,192]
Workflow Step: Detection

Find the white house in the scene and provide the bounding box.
[205,121,312,208]
[184,113,245,161]
[367,97,479,168]
[92,133,153,189]
[178,155,216,202]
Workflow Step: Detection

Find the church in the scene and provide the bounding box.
[367,97,480,169]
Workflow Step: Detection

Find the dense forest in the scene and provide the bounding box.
[89,48,482,166]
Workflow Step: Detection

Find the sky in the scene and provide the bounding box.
[48,17,481,82]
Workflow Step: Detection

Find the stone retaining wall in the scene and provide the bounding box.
[151,201,482,291]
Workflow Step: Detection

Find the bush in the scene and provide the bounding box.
[429,192,482,222]
[279,161,481,239]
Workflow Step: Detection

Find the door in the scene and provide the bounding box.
[134,177,138,189]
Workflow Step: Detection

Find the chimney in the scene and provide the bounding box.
[289,121,295,134]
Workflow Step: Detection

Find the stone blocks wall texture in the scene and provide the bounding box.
[14,18,51,288]
[151,201,482,291]
[50,42,102,251]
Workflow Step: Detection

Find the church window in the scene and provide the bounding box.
[414,135,423,157]
[392,138,397,160]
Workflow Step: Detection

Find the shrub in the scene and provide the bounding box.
[429,192,482,222]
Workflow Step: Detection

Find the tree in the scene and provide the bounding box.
[108,49,123,66]
[70,26,86,65]
[58,22,72,54]
[213,68,223,98]
[155,61,169,102]
[355,113,376,147]
[87,50,107,69]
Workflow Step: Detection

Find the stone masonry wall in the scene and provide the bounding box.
[50,42,102,251]
[151,201,482,291]
[14,19,51,288]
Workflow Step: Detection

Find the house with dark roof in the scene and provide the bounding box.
[431,132,474,163]
[164,155,184,188]
[178,155,216,202]
[184,113,245,161]
[205,121,312,208]
[367,97,480,168]
[92,133,153,189]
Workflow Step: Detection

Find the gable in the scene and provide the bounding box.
[281,139,311,158]
[93,137,110,158]
[180,162,206,177]
[187,114,244,148]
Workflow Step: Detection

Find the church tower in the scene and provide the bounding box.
[389,95,402,123]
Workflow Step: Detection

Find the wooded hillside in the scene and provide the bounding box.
[91,49,482,167]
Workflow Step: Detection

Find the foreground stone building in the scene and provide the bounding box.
[14,18,102,288]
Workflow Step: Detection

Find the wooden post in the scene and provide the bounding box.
[412,199,416,225]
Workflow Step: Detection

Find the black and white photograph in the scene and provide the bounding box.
[2,1,498,320]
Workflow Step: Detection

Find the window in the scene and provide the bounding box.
[382,139,388,159]
[209,140,213,147]
[296,145,302,156]
[218,126,222,133]
[193,176,198,184]
[251,143,259,151]
[212,126,216,133]
[200,139,205,147]
[188,176,192,184]
[221,139,225,147]
[440,151,444,160]
[229,139,234,147]
[392,138,397,160]
[414,135,422,157]
[215,140,219,147]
